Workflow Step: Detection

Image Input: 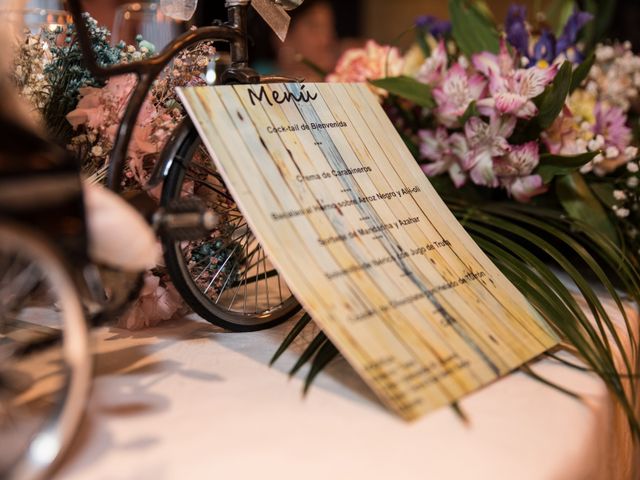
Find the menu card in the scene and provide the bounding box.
[178,83,558,420]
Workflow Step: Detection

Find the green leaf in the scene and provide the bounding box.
[270,313,312,366]
[472,203,639,411]
[521,365,581,400]
[449,0,500,57]
[536,151,598,183]
[460,205,637,398]
[298,56,328,78]
[590,183,616,208]
[458,100,479,125]
[548,0,576,35]
[556,172,619,246]
[416,30,431,57]
[537,61,573,129]
[303,341,339,394]
[399,131,419,159]
[570,53,595,93]
[583,0,616,50]
[370,76,435,109]
[289,331,326,376]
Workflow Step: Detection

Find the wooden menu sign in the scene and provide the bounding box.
[178,83,558,420]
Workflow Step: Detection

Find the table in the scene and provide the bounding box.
[55,294,639,480]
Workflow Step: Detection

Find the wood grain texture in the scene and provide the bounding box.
[177,83,558,420]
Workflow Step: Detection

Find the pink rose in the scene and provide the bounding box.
[327,40,404,97]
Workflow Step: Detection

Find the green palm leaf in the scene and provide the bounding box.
[272,198,640,436]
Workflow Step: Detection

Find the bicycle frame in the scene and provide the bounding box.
[65,0,263,193]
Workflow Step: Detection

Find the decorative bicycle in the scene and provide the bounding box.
[66,0,303,332]
[1,1,305,477]
[0,115,92,480]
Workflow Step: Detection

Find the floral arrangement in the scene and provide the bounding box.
[321,3,640,257]
[12,15,216,328]
[10,2,640,434]
[277,0,640,435]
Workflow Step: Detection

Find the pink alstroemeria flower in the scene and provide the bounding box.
[472,40,515,92]
[462,115,516,187]
[433,63,486,127]
[493,141,547,202]
[418,127,467,187]
[542,108,584,156]
[416,40,448,85]
[473,41,558,119]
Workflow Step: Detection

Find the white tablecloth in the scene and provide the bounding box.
[55,295,639,480]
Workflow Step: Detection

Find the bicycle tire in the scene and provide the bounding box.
[160,119,301,331]
[0,221,91,480]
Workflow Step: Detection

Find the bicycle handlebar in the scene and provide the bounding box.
[64,0,250,81]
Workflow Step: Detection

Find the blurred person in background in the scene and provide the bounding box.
[198,0,361,82]
[269,0,338,81]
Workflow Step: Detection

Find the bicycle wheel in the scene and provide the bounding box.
[160,120,301,331]
[0,221,91,480]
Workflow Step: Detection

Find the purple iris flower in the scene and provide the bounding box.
[532,30,556,64]
[505,4,593,66]
[505,5,529,55]
[416,15,452,39]
[556,9,593,53]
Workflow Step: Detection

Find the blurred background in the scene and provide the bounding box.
[17,0,640,81]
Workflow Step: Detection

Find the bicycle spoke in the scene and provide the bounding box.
[188,227,252,281]
[203,241,242,295]
[213,230,254,303]
[262,244,270,311]
[161,132,299,328]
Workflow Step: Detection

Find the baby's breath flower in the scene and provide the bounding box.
[616,207,631,218]
[614,190,627,201]
[91,145,103,157]
[625,146,638,159]
[606,146,620,158]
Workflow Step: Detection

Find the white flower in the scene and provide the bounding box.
[580,163,593,174]
[606,146,620,158]
[596,45,615,61]
[588,136,604,151]
[625,146,638,159]
[615,207,631,218]
[614,190,627,201]
[627,162,639,173]
[91,145,103,157]
[627,176,639,188]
